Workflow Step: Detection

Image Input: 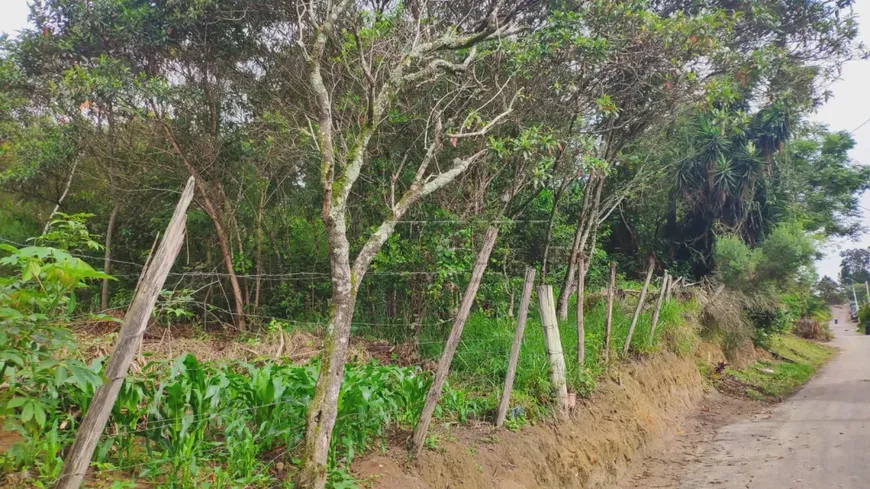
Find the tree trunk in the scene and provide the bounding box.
[557,173,605,319]
[198,192,246,330]
[161,121,247,330]
[100,198,121,310]
[496,267,536,427]
[295,217,356,489]
[412,226,499,455]
[623,256,655,355]
[42,155,81,235]
[54,177,195,489]
[254,185,267,311]
[576,257,586,366]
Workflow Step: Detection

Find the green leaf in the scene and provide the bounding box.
[21,400,34,422]
[28,260,41,280]
[66,363,104,389]
[0,307,23,320]
[67,291,77,316]
[33,402,47,428]
[7,397,27,409]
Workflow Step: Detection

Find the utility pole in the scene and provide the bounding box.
[853,282,860,308]
[864,281,869,305]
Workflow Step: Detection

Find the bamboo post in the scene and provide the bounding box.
[496,267,536,427]
[412,226,500,455]
[624,256,654,355]
[576,257,586,366]
[603,262,616,363]
[55,177,195,489]
[648,272,669,345]
[538,285,569,419]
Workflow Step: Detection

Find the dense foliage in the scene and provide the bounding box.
[1,0,867,488]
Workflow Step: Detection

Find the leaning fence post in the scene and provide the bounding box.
[576,257,587,366]
[55,177,196,489]
[603,262,616,363]
[648,271,669,345]
[665,273,676,302]
[624,256,654,355]
[537,285,569,419]
[412,226,500,456]
[496,267,536,427]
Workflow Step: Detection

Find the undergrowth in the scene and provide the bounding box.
[1,354,474,488]
[0,238,700,489]
[725,334,834,400]
[418,292,696,420]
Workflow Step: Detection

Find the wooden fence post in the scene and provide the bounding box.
[412,226,500,455]
[665,274,675,302]
[648,272,669,345]
[496,267,536,427]
[537,285,569,419]
[624,256,654,355]
[55,177,196,489]
[576,257,586,366]
[603,262,616,363]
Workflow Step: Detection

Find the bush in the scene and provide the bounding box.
[859,304,870,325]
[694,286,754,360]
[793,318,832,341]
[745,299,794,346]
[713,235,757,289]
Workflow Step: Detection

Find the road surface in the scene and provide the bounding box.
[675,306,870,488]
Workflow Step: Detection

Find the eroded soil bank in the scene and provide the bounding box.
[355,351,709,489]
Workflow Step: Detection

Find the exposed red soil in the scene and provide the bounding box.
[354,350,711,489]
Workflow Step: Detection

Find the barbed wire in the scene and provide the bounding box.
[1,236,577,283]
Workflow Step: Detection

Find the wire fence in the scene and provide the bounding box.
[0,232,552,333]
[3,214,697,486]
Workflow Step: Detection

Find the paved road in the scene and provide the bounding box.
[679,306,870,489]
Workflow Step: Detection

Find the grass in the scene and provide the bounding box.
[726,334,834,400]
[1,278,700,489]
[418,292,697,417]
[768,334,834,368]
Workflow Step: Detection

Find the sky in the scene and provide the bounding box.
[809,0,870,280]
[2,1,870,281]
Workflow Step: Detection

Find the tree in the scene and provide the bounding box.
[840,247,870,286]
[815,276,845,305]
[290,3,528,487]
[780,129,870,238]
[546,1,737,317]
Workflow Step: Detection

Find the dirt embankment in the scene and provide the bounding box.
[355,351,708,489]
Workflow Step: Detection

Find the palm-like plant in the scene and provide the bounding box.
[669,102,795,271]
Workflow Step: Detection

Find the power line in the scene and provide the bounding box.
[851,116,870,134]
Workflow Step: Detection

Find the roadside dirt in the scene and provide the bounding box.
[613,307,851,489]
[665,307,867,489]
[612,391,762,489]
[354,351,710,489]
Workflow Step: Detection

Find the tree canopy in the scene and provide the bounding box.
[1,1,867,487]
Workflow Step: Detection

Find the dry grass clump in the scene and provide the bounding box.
[692,283,756,365]
[793,318,832,342]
